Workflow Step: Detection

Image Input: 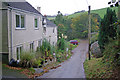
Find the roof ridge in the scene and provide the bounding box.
[6,2,42,15]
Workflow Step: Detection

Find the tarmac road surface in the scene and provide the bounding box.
[38,40,88,78]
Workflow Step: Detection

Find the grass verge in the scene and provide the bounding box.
[84,57,120,79]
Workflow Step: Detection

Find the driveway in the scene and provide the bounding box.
[38,40,88,78]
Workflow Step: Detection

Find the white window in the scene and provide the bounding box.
[38,39,42,47]
[30,42,34,52]
[49,39,50,43]
[16,14,25,29]
[16,45,23,60]
[34,18,38,29]
[53,42,54,46]
[53,28,54,33]
[43,27,46,34]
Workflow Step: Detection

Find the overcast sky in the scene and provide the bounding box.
[26,0,110,15]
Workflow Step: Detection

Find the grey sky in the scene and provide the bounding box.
[26,0,110,15]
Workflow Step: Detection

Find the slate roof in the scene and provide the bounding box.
[46,19,57,27]
[5,2,41,15]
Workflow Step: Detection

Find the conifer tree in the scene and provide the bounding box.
[98,8,118,52]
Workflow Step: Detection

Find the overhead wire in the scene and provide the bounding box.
[86,0,89,6]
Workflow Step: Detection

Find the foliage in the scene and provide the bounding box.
[98,8,118,53]
[53,11,101,40]
[91,7,118,19]
[84,40,120,79]
[20,51,35,68]
[91,33,98,44]
[71,13,100,39]
[71,13,88,39]
[103,39,120,66]
[39,39,53,56]
[32,57,45,68]
[57,38,66,51]
[84,57,119,78]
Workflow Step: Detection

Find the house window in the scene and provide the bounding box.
[16,14,25,28]
[53,29,54,33]
[38,39,42,47]
[53,42,54,46]
[16,15,20,28]
[30,42,34,52]
[43,27,46,33]
[35,19,38,28]
[21,15,25,28]
[49,39,50,43]
[16,46,22,60]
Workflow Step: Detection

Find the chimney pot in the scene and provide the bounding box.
[37,7,41,13]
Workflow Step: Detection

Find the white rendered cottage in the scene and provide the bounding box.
[0,1,43,62]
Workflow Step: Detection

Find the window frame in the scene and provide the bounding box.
[53,28,55,33]
[16,14,25,29]
[30,42,34,52]
[38,39,43,47]
[43,27,46,34]
[16,45,23,60]
[34,18,39,29]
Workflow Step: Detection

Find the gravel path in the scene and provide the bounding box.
[38,40,88,78]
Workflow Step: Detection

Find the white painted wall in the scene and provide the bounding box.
[9,9,43,60]
[44,26,57,46]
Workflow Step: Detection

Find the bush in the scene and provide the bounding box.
[91,33,98,44]
[57,38,66,51]
[39,39,53,57]
[103,39,120,66]
[57,38,70,51]
[32,57,45,68]
[20,51,35,68]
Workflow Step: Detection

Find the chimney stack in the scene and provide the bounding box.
[37,7,41,13]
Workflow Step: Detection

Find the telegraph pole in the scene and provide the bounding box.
[88,5,91,60]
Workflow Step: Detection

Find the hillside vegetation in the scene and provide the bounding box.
[48,7,118,20]
[91,7,118,19]
[68,7,118,19]
[84,8,120,79]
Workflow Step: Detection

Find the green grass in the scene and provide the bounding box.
[67,12,87,18]
[84,57,114,78]
[84,40,120,79]
[47,16,56,20]
[2,64,27,78]
[47,7,118,21]
[91,7,118,19]
[67,7,118,19]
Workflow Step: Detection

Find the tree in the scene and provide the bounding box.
[98,8,118,52]
[108,0,120,47]
[70,13,100,39]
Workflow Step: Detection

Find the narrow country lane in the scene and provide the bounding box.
[38,40,88,78]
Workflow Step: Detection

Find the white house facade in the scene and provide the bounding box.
[1,1,57,63]
[43,17,57,46]
[1,2,43,62]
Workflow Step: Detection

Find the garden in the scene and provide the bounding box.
[3,38,78,79]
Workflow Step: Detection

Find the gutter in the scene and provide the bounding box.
[8,7,13,59]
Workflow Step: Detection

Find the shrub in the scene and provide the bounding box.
[103,39,120,66]
[57,38,65,51]
[32,57,45,68]
[20,51,35,68]
[39,39,56,57]
[91,33,98,44]
[57,38,69,51]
